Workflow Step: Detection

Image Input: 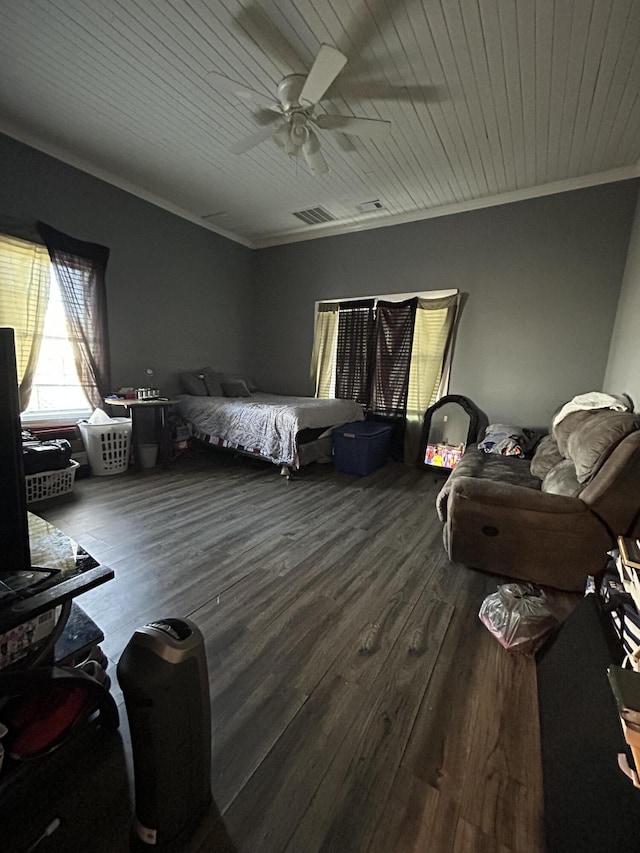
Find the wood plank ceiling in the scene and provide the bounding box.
[1,0,639,248]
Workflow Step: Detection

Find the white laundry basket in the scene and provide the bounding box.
[25,460,80,503]
[79,417,132,476]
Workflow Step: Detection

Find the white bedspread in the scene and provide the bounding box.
[176,392,365,466]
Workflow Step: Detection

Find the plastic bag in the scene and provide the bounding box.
[87,407,114,424]
[479,583,558,654]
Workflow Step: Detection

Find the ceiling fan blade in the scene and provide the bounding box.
[315,114,391,139]
[299,45,348,107]
[235,4,308,75]
[339,0,406,76]
[331,133,357,153]
[252,109,285,127]
[229,125,280,154]
[338,81,442,103]
[206,71,281,112]
[302,129,329,175]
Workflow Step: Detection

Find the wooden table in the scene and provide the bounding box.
[0,513,114,636]
[104,397,179,471]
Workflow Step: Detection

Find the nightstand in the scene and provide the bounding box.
[104,398,179,471]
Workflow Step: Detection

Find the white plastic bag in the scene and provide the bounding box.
[87,407,113,424]
[479,583,558,653]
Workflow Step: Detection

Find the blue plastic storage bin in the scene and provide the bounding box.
[332,421,394,476]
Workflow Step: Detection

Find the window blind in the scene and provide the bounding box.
[335,299,375,405]
[0,233,51,409]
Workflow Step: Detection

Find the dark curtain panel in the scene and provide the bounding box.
[370,298,417,417]
[335,299,375,406]
[369,298,417,462]
[37,221,111,409]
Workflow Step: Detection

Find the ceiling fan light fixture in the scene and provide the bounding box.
[290,113,309,148]
[274,122,297,155]
[302,128,328,175]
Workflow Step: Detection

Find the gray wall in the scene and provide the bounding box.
[605,192,640,409]
[252,181,638,426]
[0,133,253,398]
[2,131,637,428]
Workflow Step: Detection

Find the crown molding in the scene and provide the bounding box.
[253,167,640,248]
[3,123,638,252]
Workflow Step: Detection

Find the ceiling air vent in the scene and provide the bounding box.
[292,206,337,226]
[357,199,385,213]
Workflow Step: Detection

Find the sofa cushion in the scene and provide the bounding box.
[552,410,594,457]
[541,459,583,497]
[436,444,540,522]
[567,411,640,484]
[447,444,539,485]
[530,434,563,479]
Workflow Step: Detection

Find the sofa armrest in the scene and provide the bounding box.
[444,476,611,591]
[449,476,585,514]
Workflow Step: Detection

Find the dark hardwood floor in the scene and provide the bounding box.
[8,448,575,852]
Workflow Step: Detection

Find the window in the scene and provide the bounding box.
[310,290,461,462]
[22,269,92,424]
[0,224,110,426]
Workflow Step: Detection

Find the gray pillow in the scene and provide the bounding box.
[202,369,224,396]
[179,369,210,396]
[205,370,257,395]
[222,379,251,397]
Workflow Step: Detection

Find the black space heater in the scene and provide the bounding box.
[117,618,212,852]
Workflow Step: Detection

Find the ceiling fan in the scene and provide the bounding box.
[207,44,391,175]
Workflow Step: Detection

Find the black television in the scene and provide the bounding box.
[0,327,31,572]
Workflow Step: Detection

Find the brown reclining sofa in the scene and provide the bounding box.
[436,408,640,591]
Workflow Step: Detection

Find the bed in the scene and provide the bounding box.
[176,381,365,476]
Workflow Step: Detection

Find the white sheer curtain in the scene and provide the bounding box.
[37,221,112,410]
